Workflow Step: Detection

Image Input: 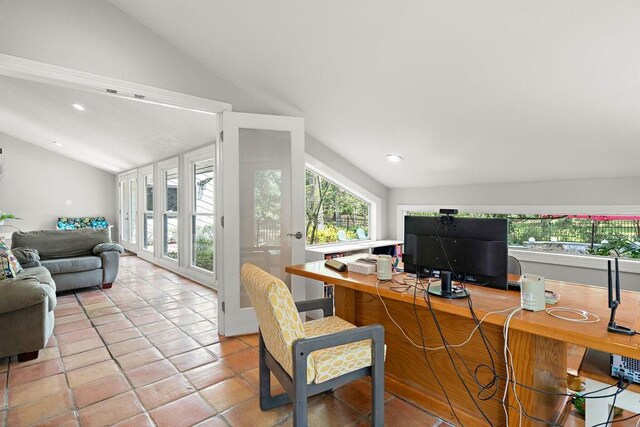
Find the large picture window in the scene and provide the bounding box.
[305,169,370,245]
[163,166,179,260]
[406,211,640,260]
[191,158,214,272]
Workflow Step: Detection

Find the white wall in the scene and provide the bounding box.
[389,177,640,288]
[0,0,389,227]
[0,132,116,238]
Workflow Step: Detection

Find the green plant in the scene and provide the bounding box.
[0,212,16,221]
[588,236,640,259]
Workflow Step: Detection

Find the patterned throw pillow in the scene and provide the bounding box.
[0,239,22,280]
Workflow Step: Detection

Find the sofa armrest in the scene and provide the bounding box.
[93,243,124,255]
[98,251,120,284]
[0,278,52,315]
[20,260,42,269]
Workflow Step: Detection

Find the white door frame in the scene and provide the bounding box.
[219,112,305,336]
[117,170,138,252]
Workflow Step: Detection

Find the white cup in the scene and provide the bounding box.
[377,255,392,280]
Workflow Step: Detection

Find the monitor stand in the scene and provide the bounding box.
[427,271,470,300]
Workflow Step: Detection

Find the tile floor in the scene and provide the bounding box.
[0,256,446,427]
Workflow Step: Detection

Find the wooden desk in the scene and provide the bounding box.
[286,261,640,426]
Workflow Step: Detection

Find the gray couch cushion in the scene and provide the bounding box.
[11,267,57,311]
[41,256,102,275]
[11,229,111,259]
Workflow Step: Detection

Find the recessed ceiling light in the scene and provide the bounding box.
[52,141,63,147]
[72,103,85,111]
[386,154,403,162]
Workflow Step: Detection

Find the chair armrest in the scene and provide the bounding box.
[295,298,333,318]
[0,278,50,314]
[93,243,124,255]
[293,324,385,354]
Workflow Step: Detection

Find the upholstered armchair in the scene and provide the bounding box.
[240,263,385,426]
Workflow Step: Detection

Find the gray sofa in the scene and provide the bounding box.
[11,229,123,291]
[0,265,56,361]
[0,229,122,361]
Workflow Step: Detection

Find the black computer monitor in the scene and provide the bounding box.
[403,215,509,290]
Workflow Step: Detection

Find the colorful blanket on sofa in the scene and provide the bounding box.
[57,217,109,230]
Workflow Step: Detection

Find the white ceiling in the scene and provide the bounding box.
[0,74,217,173]
[108,0,640,188]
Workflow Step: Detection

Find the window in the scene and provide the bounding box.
[143,173,154,252]
[163,166,179,260]
[191,158,214,272]
[305,169,370,245]
[405,210,640,260]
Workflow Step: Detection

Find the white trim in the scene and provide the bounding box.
[305,154,381,242]
[137,165,154,254]
[158,158,180,263]
[395,204,640,273]
[0,53,231,115]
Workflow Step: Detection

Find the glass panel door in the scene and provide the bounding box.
[118,172,138,252]
[220,112,305,336]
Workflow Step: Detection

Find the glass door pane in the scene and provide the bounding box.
[163,167,179,259]
[129,179,137,244]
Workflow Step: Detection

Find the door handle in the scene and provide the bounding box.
[287,232,303,239]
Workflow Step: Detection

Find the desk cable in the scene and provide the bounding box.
[545,306,600,323]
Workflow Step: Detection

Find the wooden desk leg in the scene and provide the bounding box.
[334,286,356,324]
[507,330,568,426]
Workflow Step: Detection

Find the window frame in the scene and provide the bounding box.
[184,146,216,276]
[138,165,154,254]
[396,204,640,274]
[305,154,380,247]
[158,158,180,263]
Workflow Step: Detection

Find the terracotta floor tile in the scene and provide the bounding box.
[117,300,149,312]
[130,312,166,326]
[193,331,221,346]
[123,306,158,319]
[116,347,164,371]
[62,347,111,371]
[32,411,78,427]
[78,391,144,427]
[169,348,217,372]
[86,306,121,318]
[280,395,362,427]
[137,319,175,335]
[241,367,285,395]
[136,374,195,410]
[0,371,6,409]
[379,398,443,427]
[82,301,115,311]
[124,358,178,388]
[11,346,60,369]
[156,337,200,358]
[54,319,93,335]
[72,373,131,408]
[150,393,216,427]
[59,337,104,357]
[54,305,83,317]
[92,312,127,326]
[332,378,393,415]
[7,390,73,426]
[147,327,187,345]
[56,327,99,345]
[163,307,194,319]
[207,339,250,358]
[67,360,120,388]
[9,373,67,408]
[102,327,143,345]
[183,360,235,390]
[181,320,216,335]
[222,396,290,427]
[200,377,257,412]
[55,313,87,325]
[155,301,184,312]
[238,334,259,347]
[113,412,155,427]
[96,318,135,334]
[8,359,64,387]
[194,416,228,427]
[171,313,206,326]
[108,337,152,357]
[222,348,259,373]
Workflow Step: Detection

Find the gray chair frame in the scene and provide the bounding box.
[258,297,385,426]
[508,255,522,276]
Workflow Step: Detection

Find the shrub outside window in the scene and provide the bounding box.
[305,169,370,245]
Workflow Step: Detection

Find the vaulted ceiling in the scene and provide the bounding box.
[0,75,217,173]
[108,0,640,188]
